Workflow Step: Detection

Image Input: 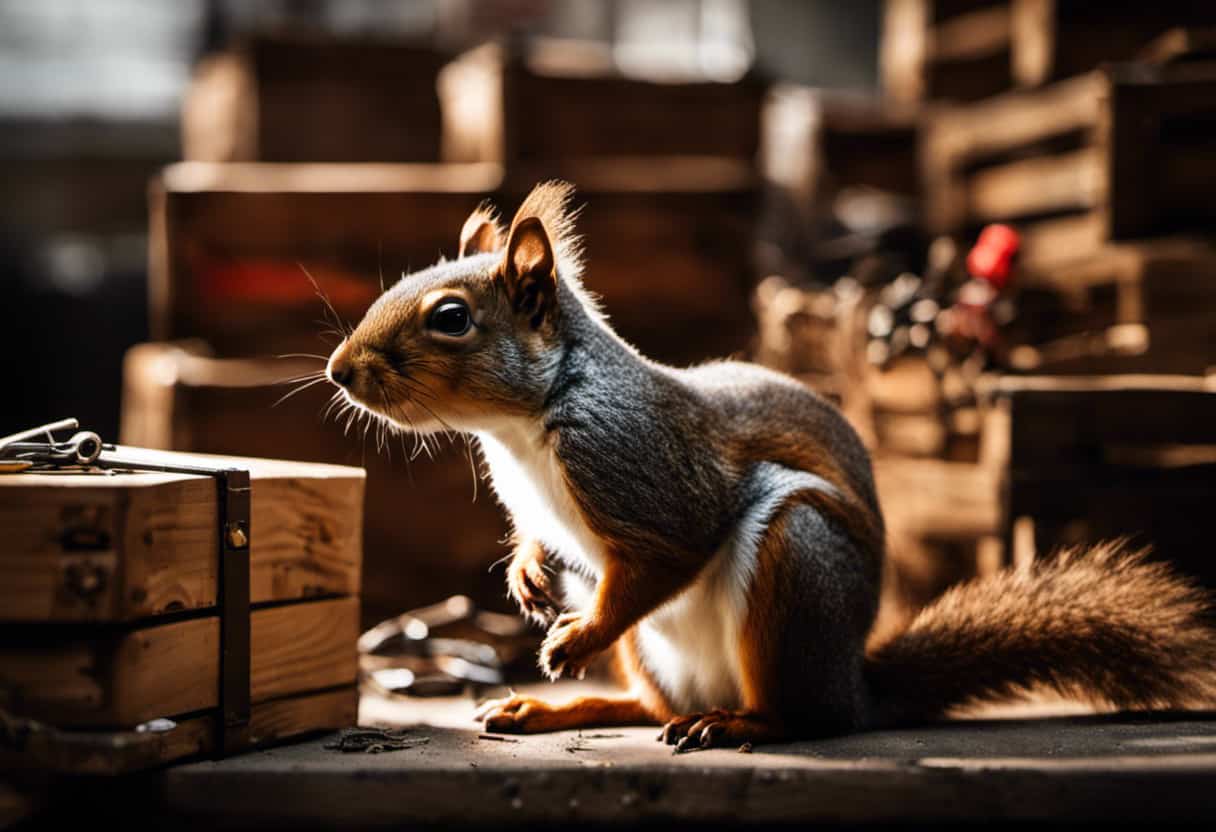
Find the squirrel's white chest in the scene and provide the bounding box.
[475,428,608,578]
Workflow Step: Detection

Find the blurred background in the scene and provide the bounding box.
[4,0,1216,634]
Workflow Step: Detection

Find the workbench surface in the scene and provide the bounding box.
[153,683,1216,828]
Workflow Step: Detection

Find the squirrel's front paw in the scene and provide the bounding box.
[538,612,603,680]
[508,556,559,624]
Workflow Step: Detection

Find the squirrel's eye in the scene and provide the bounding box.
[429,299,472,337]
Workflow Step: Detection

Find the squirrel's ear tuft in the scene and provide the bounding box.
[458,201,503,258]
[502,216,556,329]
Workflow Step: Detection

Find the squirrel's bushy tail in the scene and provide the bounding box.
[865,542,1216,726]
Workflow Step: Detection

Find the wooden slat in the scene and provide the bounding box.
[920,72,1105,232]
[0,597,359,727]
[882,0,1014,105]
[1004,377,1216,467]
[875,456,1001,540]
[441,44,764,165]
[0,447,363,621]
[967,147,1102,223]
[924,65,1216,236]
[2,687,356,776]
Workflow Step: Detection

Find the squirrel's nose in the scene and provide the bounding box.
[328,344,355,388]
[329,362,354,388]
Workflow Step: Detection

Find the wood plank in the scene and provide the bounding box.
[929,4,1011,63]
[925,66,1216,235]
[882,0,1014,105]
[1003,377,1216,467]
[183,35,445,163]
[1,687,356,775]
[922,71,1103,168]
[155,695,1216,826]
[1016,213,1107,269]
[441,44,764,164]
[1011,2,1216,88]
[875,456,1001,540]
[0,446,363,621]
[920,72,1104,232]
[0,597,359,727]
[967,147,1101,222]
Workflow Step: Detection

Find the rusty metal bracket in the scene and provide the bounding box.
[94,451,252,756]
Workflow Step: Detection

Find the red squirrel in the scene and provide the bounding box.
[327,182,1216,749]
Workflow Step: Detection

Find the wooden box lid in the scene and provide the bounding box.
[0,448,364,622]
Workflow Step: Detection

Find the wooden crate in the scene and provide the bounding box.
[152,159,759,367]
[882,0,1015,106]
[1,448,362,622]
[120,342,510,629]
[149,161,503,360]
[0,449,363,773]
[1012,237,1216,375]
[182,34,446,163]
[439,43,765,166]
[1010,5,1216,89]
[883,1,1216,106]
[922,64,1216,248]
[1000,375,1216,585]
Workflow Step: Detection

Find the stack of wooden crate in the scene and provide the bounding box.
[883,0,1216,107]
[757,5,1216,620]
[1,449,363,773]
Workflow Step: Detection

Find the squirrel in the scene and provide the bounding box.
[327,181,1216,750]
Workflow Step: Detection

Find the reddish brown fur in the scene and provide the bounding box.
[458,200,503,257]
[866,542,1216,725]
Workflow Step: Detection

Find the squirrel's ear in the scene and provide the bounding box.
[458,204,502,258]
[502,216,556,329]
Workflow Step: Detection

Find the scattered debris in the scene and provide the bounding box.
[738,742,754,754]
[579,732,625,739]
[477,733,520,743]
[324,727,430,754]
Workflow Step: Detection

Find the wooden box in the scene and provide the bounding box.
[149,161,503,360]
[0,449,363,773]
[882,1,1216,106]
[1000,375,1216,586]
[1013,237,1216,375]
[922,64,1216,250]
[120,342,510,629]
[182,34,446,163]
[151,160,759,367]
[440,43,765,166]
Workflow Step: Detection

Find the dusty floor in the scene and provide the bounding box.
[154,682,1216,827]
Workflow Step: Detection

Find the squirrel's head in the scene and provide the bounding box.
[326,181,584,434]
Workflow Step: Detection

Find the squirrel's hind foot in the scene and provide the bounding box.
[658,710,784,753]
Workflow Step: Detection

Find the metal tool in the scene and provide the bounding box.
[0,418,107,470]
